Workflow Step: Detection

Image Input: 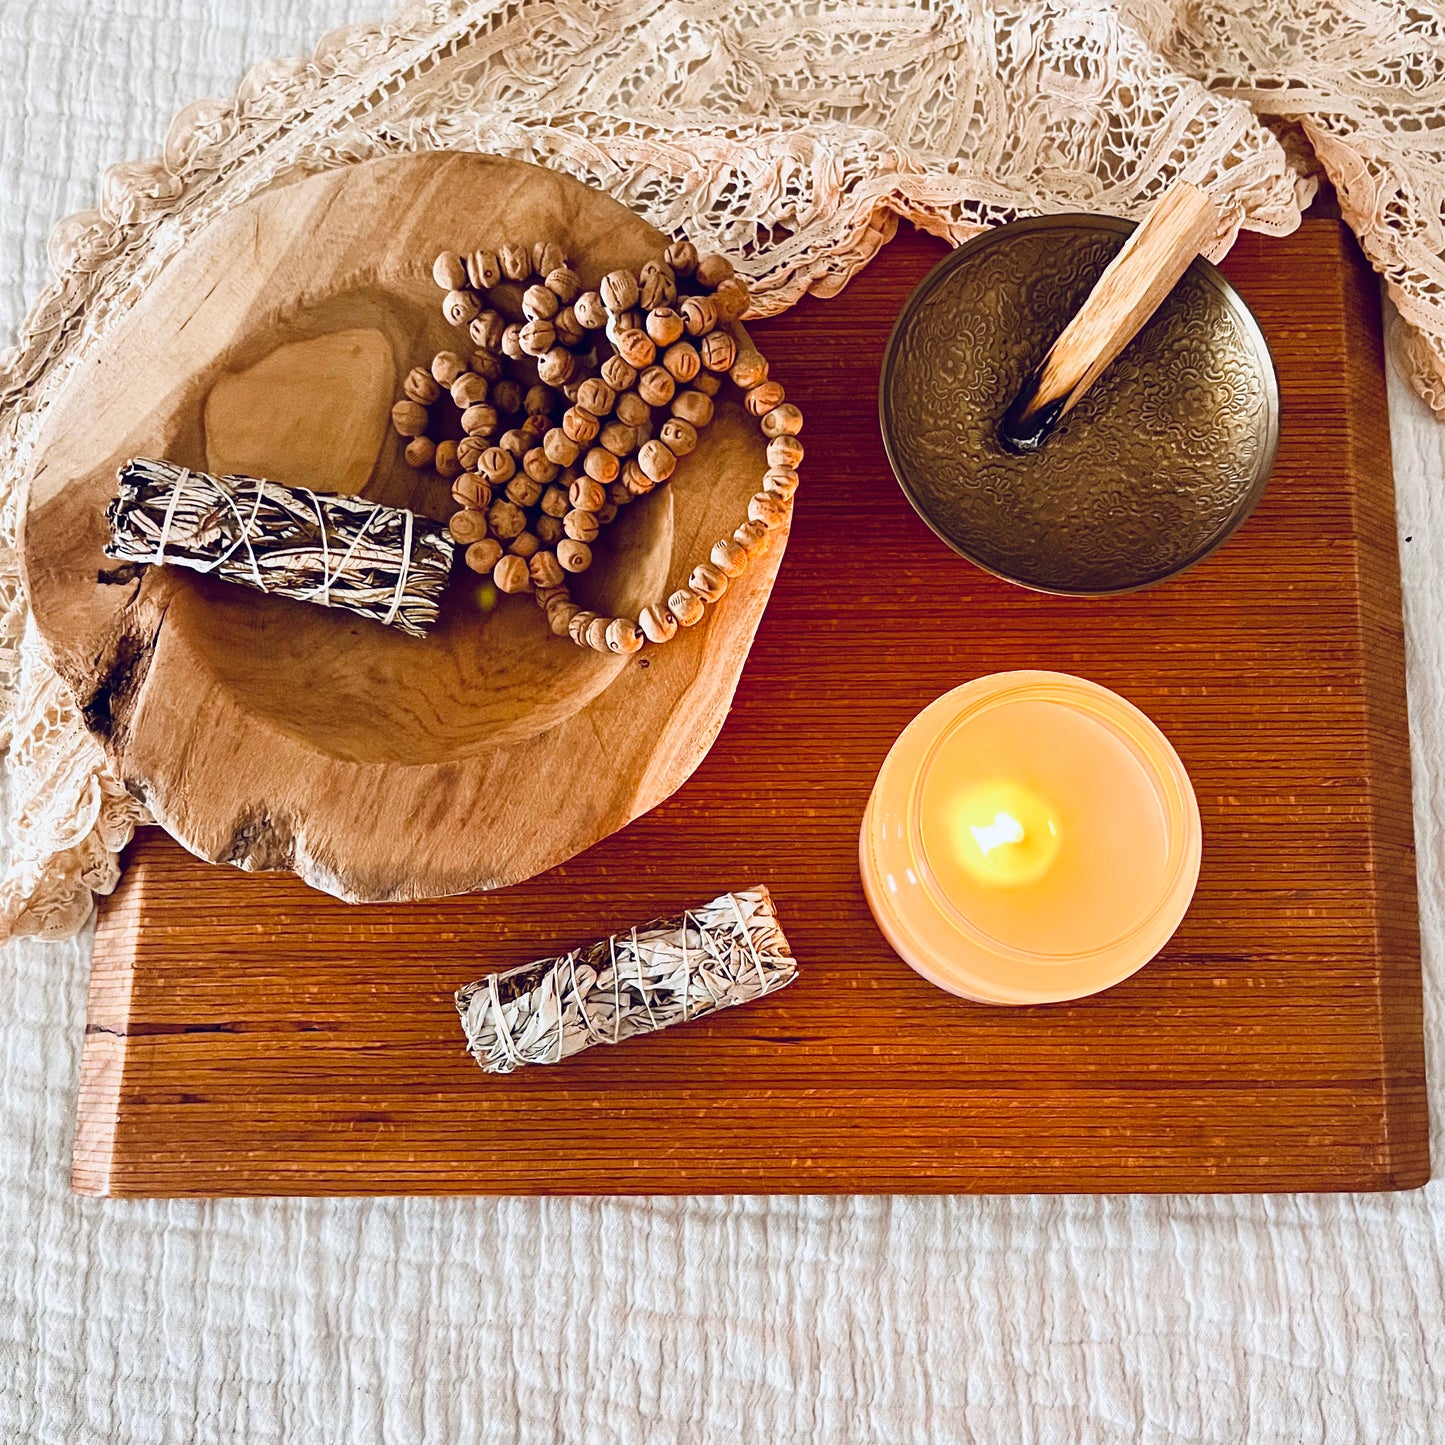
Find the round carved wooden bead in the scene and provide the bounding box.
[498,244,530,281]
[540,483,570,518]
[764,466,800,499]
[521,413,550,444]
[508,531,542,561]
[598,356,636,393]
[468,347,504,382]
[693,371,721,397]
[608,480,634,508]
[730,350,768,389]
[607,309,644,346]
[711,537,749,577]
[554,306,585,347]
[599,269,640,312]
[664,239,699,277]
[507,475,545,510]
[606,617,644,655]
[524,383,555,415]
[615,329,656,368]
[522,283,559,321]
[543,427,580,466]
[501,323,525,360]
[451,372,488,408]
[461,404,500,437]
[569,476,606,512]
[562,406,600,444]
[662,341,701,383]
[563,508,600,543]
[583,446,620,484]
[599,420,637,456]
[595,501,620,527]
[470,308,506,351]
[521,449,557,485]
[519,318,556,357]
[638,439,677,483]
[403,366,441,405]
[574,291,608,329]
[646,307,685,346]
[433,252,467,290]
[454,436,486,473]
[761,402,804,437]
[637,365,675,407]
[557,538,593,574]
[487,499,527,539]
[467,250,501,289]
[575,377,615,418]
[390,400,428,437]
[434,440,462,479]
[403,436,435,469]
[548,600,582,637]
[699,330,736,373]
[695,253,735,288]
[538,348,578,387]
[583,615,612,652]
[749,490,791,529]
[734,518,771,556]
[568,610,598,645]
[493,554,532,593]
[530,551,565,590]
[447,508,489,545]
[444,289,482,327]
[534,584,568,613]
[465,538,503,575]
[499,428,528,457]
[431,350,465,386]
[613,390,649,428]
[658,417,697,456]
[745,380,784,417]
[639,260,677,310]
[668,587,706,627]
[479,446,515,483]
[768,435,805,469]
[639,603,678,644]
[679,296,717,337]
[489,378,522,415]
[689,561,729,602]
[452,474,491,510]
[712,276,751,321]
[535,513,564,545]
[671,389,714,427]
[544,265,582,303]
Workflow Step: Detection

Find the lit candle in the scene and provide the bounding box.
[860,671,1201,1005]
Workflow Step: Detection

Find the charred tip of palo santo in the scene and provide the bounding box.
[104,457,455,638]
[455,886,797,1074]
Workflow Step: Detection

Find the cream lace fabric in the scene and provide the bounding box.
[0,0,1438,938]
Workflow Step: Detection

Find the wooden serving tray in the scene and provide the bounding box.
[74,221,1429,1197]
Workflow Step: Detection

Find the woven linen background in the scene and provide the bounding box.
[2,3,1444,1442]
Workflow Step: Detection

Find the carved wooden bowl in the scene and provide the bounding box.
[18,155,786,901]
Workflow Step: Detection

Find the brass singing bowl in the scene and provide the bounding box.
[879,216,1280,596]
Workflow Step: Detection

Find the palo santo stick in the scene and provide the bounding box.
[1000,180,1220,451]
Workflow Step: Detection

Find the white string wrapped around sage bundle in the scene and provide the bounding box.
[105,457,455,638]
[456,887,797,1073]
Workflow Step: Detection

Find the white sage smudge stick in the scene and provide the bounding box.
[456,887,797,1073]
[105,457,455,638]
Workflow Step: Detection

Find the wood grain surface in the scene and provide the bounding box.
[19,155,784,903]
[73,220,1429,1198]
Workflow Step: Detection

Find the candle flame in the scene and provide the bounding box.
[969,811,1026,858]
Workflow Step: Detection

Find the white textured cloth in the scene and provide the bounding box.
[1,3,1443,1443]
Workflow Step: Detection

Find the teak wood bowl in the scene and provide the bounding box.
[18,154,786,902]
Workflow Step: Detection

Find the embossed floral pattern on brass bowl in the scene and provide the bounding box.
[879,216,1279,595]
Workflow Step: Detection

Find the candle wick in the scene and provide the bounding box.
[970,812,1026,859]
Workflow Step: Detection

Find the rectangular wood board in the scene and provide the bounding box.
[74,220,1429,1197]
